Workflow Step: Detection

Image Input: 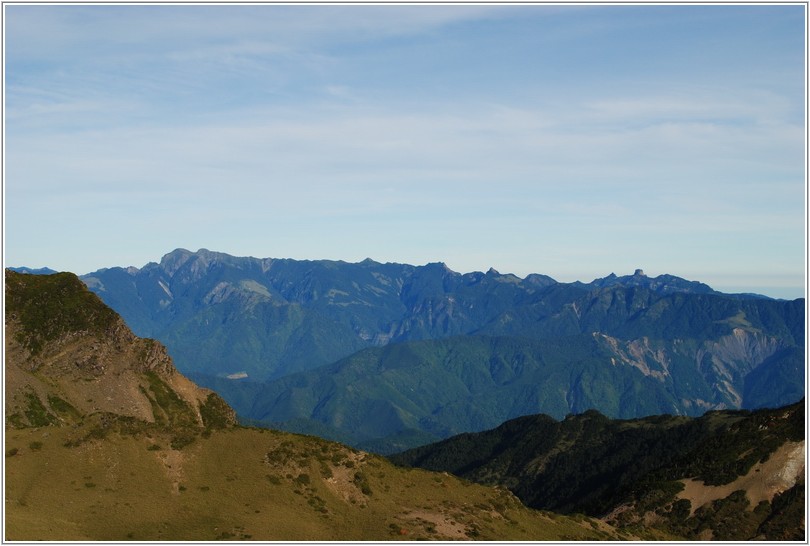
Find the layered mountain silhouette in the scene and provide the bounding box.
[7,266,58,275]
[4,267,804,540]
[76,249,804,452]
[5,269,629,541]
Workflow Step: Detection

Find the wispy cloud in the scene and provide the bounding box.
[4,4,805,295]
[8,91,801,222]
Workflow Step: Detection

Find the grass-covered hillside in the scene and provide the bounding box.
[4,269,629,541]
[6,424,633,541]
[6,270,121,355]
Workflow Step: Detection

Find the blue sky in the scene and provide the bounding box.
[4,4,806,298]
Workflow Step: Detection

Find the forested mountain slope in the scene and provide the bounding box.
[81,249,803,381]
[390,401,805,540]
[77,249,804,452]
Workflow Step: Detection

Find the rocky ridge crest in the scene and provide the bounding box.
[4,269,236,431]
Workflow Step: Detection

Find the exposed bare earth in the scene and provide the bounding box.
[321,450,370,506]
[677,440,805,515]
[401,508,471,539]
[5,318,227,429]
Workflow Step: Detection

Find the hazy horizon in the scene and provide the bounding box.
[6,246,804,300]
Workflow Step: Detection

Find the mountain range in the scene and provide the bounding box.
[4,268,804,540]
[73,249,804,452]
[5,269,625,541]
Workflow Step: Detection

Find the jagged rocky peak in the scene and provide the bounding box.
[158,248,223,282]
[425,260,451,270]
[582,269,719,296]
[194,248,240,264]
[161,248,264,280]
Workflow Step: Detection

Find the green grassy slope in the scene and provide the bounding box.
[5,424,633,541]
[6,271,120,355]
[3,268,632,541]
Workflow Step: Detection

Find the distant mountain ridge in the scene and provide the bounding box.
[78,249,804,452]
[80,248,791,380]
[7,266,58,275]
[578,268,716,295]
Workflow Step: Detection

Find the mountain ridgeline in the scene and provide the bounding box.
[6,269,632,541]
[390,401,805,540]
[5,270,236,435]
[79,249,804,452]
[4,265,805,541]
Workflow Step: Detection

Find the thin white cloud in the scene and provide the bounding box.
[4,4,509,60]
[4,4,804,296]
[8,93,801,220]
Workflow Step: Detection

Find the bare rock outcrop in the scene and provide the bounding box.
[5,270,236,430]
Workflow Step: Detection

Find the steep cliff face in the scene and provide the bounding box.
[4,270,236,431]
[697,328,787,407]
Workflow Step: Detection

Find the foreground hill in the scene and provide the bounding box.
[78,249,804,452]
[390,402,805,540]
[8,425,633,541]
[4,270,627,541]
[5,270,236,435]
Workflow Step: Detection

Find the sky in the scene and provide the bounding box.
[3,3,807,299]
